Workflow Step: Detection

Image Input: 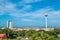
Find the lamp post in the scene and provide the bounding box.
[45,14,48,31]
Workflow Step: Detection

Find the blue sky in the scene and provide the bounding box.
[0,0,60,28]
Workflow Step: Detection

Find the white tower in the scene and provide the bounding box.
[7,20,12,29]
[45,14,48,31]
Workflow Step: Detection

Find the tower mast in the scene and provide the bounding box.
[45,14,48,31]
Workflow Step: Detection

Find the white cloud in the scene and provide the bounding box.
[0,5,6,15]
[10,7,53,18]
[18,0,42,7]
[0,0,15,15]
[0,0,32,15]
[0,0,60,21]
[48,11,60,18]
[0,0,42,16]
[9,6,60,21]
[23,0,42,3]
[5,3,15,10]
[20,5,32,11]
[21,18,33,22]
[0,3,17,15]
[27,7,53,18]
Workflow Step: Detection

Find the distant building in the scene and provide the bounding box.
[12,28,54,31]
[7,20,12,29]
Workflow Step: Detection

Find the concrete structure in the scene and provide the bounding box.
[7,20,12,29]
[45,14,48,31]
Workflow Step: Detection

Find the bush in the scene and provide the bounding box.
[16,36,21,40]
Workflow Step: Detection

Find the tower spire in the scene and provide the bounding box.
[45,14,48,31]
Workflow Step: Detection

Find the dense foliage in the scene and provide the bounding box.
[0,28,60,40]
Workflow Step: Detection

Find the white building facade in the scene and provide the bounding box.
[7,20,12,29]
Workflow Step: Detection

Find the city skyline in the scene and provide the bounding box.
[0,0,60,28]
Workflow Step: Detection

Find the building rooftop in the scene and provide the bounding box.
[0,34,6,38]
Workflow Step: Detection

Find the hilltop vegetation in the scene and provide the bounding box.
[0,28,60,40]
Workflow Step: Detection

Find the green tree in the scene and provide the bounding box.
[16,36,21,40]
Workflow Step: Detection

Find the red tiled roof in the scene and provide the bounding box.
[0,34,6,38]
